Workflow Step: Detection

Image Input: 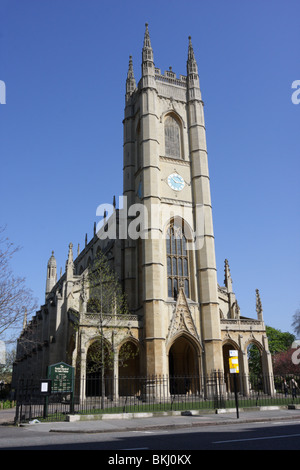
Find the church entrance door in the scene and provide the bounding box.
[168,335,199,395]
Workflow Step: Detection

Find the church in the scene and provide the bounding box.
[12,25,274,398]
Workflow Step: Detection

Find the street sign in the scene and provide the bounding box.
[40,379,52,396]
[47,362,74,393]
[229,350,240,419]
[229,350,239,374]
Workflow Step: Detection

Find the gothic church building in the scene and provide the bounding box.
[13,25,274,397]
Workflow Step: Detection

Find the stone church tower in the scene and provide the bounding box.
[123,24,222,377]
[12,25,274,397]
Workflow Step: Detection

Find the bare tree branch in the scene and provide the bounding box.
[0,227,38,344]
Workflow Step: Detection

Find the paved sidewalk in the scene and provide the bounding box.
[3,406,300,434]
[0,408,16,425]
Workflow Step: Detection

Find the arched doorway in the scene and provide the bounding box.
[222,343,241,393]
[118,341,140,396]
[86,339,112,397]
[168,335,199,395]
[247,341,265,393]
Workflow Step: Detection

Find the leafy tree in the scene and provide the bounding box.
[266,326,295,355]
[247,344,263,376]
[248,326,295,375]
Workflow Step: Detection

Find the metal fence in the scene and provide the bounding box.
[14,373,300,423]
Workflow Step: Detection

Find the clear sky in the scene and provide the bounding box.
[0,0,299,337]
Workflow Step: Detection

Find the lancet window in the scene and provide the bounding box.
[166,222,189,298]
[164,115,181,159]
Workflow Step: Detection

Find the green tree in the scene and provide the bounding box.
[248,326,295,375]
[266,326,295,355]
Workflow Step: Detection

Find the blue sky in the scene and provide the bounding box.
[0,0,299,336]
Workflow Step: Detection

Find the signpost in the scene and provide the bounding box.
[229,350,239,418]
[48,362,74,393]
[42,362,75,418]
[40,379,52,418]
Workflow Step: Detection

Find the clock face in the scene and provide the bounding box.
[167,173,185,191]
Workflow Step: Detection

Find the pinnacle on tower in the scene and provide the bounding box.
[187,36,198,75]
[186,36,201,100]
[126,55,136,100]
[224,259,233,293]
[256,289,263,321]
[143,23,153,58]
[141,23,156,87]
[66,242,74,278]
[45,250,57,298]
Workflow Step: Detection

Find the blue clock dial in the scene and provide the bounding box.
[167,173,185,191]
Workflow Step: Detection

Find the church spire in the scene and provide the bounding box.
[187,36,201,100]
[126,55,136,100]
[142,23,153,62]
[141,23,156,89]
[187,36,198,75]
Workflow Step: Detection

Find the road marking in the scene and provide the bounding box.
[213,433,300,444]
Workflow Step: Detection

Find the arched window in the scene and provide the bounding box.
[166,221,189,298]
[165,115,181,159]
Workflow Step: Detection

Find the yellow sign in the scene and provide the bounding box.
[229,350,239,374]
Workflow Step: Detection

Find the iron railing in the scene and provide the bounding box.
[14,373,300,423]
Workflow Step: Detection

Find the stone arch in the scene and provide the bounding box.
[118,337,140,377]
[167,332,201,394]
[163,112,184,159]
[245,338,264,375]
[222,340,241,393]
[85,337,113,397]
[160,109,186,130]
[243,336,274,395]
[118,338,140,396]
